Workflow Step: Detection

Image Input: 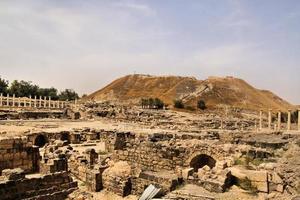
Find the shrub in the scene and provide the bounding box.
[154,98,164,109]
[197,99,207,110]
[173,99,184,109]
[141,97,164,109]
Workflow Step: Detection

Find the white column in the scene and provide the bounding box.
[44,96,47,108]
[12,94,15,107]
[61,101,64,108]
[18,97,21,107]
[57,100,60,108]
[23,97,26,107]
[287,109,291,131]
[34,96,37,108]
[39,96,42,108]
[268,109,272,130]
[259,110,263,130]
[48,96,51,108]
[6,94,9,106]
[29,95,32,107]
[0,93,2,107]
[277,111,281,131]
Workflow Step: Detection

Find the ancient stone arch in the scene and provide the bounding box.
[189,154,216,171]
[184,144,227,170]
[34,134,47,148]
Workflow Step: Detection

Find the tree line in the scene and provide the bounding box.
[141,98,165,109]
[140,97,207,111]
[0,77,79,101]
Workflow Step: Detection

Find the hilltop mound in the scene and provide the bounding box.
[86,74,293,111]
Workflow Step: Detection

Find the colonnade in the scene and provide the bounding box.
[0,93,68,109]
[259,109,300,131]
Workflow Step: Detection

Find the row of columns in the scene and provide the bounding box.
[259,109,300,131]
[0,93,66,109]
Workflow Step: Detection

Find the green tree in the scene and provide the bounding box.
[154,98,164,109]
[38,87,59,100]
[174,99,184,109]
[197,99,207,110]
[0,77,9,95]
[141,98,147,108]
[148,98,154,109]
[9,80,39,97]
[59,89,79,101]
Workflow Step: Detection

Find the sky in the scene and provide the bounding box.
[0,0,299,104]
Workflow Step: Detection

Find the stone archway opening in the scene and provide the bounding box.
[190,154,216,171]
[34,134,47,148]
[60,132,70,143]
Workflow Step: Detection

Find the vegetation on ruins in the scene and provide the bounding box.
[0,77,79,100]
[173,99,184,109]
[197,99,207,110]
[141,97,165,109]
[237,177,258,194]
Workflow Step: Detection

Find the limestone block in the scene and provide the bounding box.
[182,168,194,180]
[230,167,268,193]
[203,165,211,171]
[2,168,25,180]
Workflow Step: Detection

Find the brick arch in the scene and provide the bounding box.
[189,154,216,171]
[184,145,226,169]
[34,134,48,148]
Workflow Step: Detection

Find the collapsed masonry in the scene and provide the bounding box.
[0,125,299,199]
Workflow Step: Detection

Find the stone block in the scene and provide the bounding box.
[182,168,194,180]
[2,168,25,180]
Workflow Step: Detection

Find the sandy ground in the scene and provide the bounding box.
[0,118,174,139]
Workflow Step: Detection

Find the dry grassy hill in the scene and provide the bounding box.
[86,74,293,111]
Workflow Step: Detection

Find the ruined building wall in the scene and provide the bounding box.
[99,131,228,172]
[0,171,77,200]
[0,137,40,175]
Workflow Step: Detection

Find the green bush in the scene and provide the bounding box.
[197,100,207,110]
[141,97,164,109]
[173,99,184,109]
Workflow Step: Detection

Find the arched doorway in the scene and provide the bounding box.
[190,154,216,171]
[60,132,70,143]
[34,134,47,148]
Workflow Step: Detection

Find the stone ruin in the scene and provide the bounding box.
[0,102,299,199]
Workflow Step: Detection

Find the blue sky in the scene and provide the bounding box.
[0,0,299,104]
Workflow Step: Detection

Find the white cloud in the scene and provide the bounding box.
[112,1,156,16]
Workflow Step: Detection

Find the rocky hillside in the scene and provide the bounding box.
[86,74,293,111]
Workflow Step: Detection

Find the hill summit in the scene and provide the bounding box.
[86,74,293,111]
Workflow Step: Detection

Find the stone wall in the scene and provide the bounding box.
[0,137,40,175]
[98,131,229,172]
[0,169,77,200]
[132,171,179,195]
